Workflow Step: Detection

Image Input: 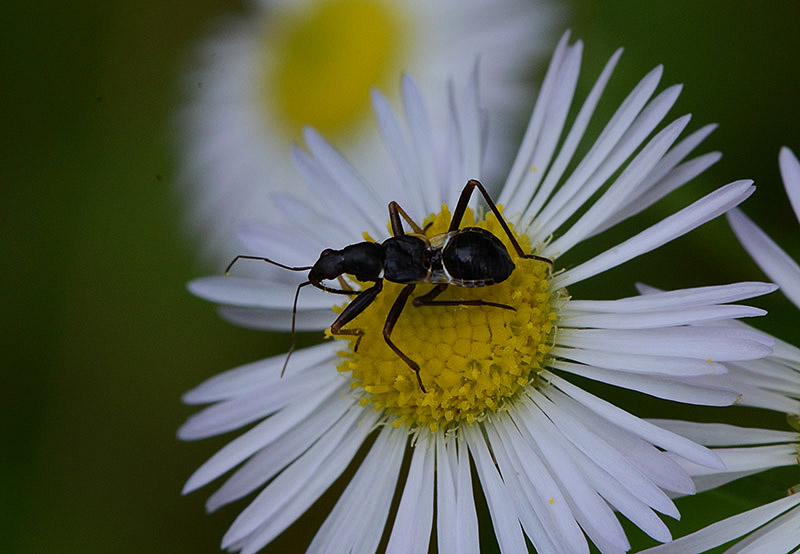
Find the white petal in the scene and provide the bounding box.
[182,381,342,494]
[513,398,631,551]
[591,150,721,237]
[723,504,800,554]
[558,397,695,495]
[402,74,443,212]
[559,304,765,329]
[676,444,797,478]
[505,39,584,216]
[647,420,799,446]
[205,388,357,512]
[436,435,480,554]
[178,366,339,439]
[532,388,679,519]
[347,426,407,554]
[552,360,740,406]
[234,221,325,267]
[553,180,755,288]
[532,65,667,242]
[692,469,763,493]
[500,31,572,206]
[291,145,375,239]
[641,123,718,191]
[590,123,720,236]
[495,417,588,554]
[556,326,773,361]
[182,342,338,404]
[459,58,484,183]
[271,193,352,247]
[464,425,527,554]
[484,423,564,554]
[217,305,334,332]
[309,425,406,554]
[550,346,727,377]
[222,407,379,550]
[454,435,480,554]
[188,276,335,310]
[639,495,800,554]
[780,146,800,224]
[727,207,800,309]
[520,47,624,228]
[546,111,690,256]
[371,88,426,218]
[564,282,777,313]
[566,434,674,543]
[728,357,800,388]
[385,434,434,554]
[302,126,386,232]
[547,373,724,470]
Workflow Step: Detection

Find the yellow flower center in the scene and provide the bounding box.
[333,207,558,432]
[263,0,405,139]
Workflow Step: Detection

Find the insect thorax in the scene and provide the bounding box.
[382,235,428,284]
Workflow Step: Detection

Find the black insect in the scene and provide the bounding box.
[227,179,552,392]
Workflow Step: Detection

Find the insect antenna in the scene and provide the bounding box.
[281,280,312,378]
[225,254,313,275]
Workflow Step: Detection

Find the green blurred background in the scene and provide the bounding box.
[4,1,800,552]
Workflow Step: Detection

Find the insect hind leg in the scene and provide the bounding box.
[451,179,554,268]
[412,283,515,311]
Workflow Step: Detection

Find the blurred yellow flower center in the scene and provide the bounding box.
[333,207,557,432]
[264,0,404,138]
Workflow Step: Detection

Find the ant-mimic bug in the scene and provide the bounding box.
[227,179,553,392]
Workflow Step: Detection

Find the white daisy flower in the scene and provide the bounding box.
[176,0,557,262]
[639,420,800,554]
[181,34,777,554]
[636,148,800,554]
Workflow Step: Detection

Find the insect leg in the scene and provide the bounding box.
[329,279,384,351]
[451,179,553,267]
[281,280,312,377]
[413,283,514,311]
[388,201,425,236]
[383,284,427,392]
[312,281,360,296]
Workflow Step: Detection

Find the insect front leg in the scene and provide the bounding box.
[329,279,383,351]
[383,284,427,392]
[412,283,515,311]
[451,179,553,267]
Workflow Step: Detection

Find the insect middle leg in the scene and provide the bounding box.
[412,283,515,311]
[329,279,383,351]
[388,201,425,236]
[450,179,553,267]
[382,284,428,392]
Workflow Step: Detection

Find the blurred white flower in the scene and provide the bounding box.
[175,0,557,262]
[179,34,779,554]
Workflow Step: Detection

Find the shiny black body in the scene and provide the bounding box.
[226,180,551,393]
[440,227,514,286]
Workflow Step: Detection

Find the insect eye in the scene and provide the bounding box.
[320,248,334,257]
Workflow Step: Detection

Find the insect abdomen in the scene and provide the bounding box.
[442,228,514,286]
